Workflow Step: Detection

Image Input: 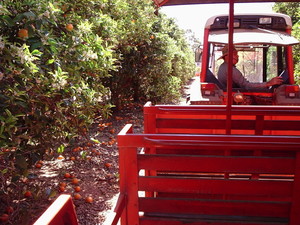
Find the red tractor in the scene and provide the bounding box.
[192,12,300,105]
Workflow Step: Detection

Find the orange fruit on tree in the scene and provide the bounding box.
[74,186,81,192]
[70,156,76,161]
[0,214,9,222]
[35,163,42,168]
[74,193,81,200]
[18,29,28,38]
[72,178,79,185]
[109,139,116,145]
[109,129,115,134]
[85,196,93,203]
[24,191,32,198]
[64,172,71,178]
[105,162,112,168]
[59,182,67,187]
[59,186,66,192]
[66,24,73,31]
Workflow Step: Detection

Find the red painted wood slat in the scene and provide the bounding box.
[139,217,287,225]
[137,154,295,174]
[139,197,290,218]
[156,118,300,132]
[138,177,293,198]
[118,134,300,150]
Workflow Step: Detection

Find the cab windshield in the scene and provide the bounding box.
[210,45,285,83]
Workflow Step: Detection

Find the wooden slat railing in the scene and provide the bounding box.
[108,124,300,225]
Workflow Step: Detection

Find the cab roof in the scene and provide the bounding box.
[154,0,294,6]
[205,13,299,46]
[205,13,293,29]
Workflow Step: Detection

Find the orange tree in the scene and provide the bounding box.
[0,0,116,178]
[140,13,195,104]
[0,0,194,187]
[102,0,195,108]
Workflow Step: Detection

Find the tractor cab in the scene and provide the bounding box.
[193,13,300,105]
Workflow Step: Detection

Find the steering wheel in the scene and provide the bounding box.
[270,70,289,90]
[279,70,289,84]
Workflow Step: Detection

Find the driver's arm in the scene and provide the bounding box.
[233,67,282,89]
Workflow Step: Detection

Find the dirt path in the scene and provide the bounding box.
[180,76,200,105]
[0,104,144,225]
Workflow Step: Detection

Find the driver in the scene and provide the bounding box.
[217,46,283,89]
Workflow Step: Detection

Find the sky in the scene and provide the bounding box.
[160,3,275,42]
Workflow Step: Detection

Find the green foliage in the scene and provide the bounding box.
[0,0,115,173]
[0,0,195,179]
[140,15,195,104]
[292,22,300,84]
[273,3,300,83]
[106,3,195,107]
